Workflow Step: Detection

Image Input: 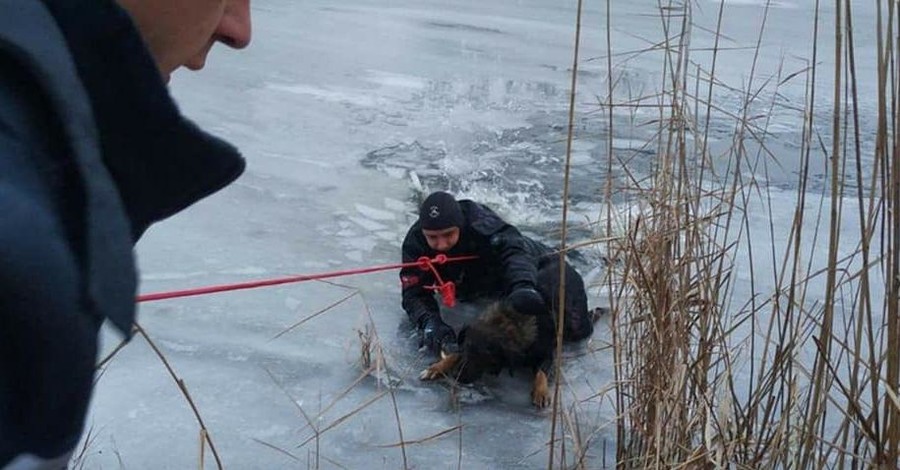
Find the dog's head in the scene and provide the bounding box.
[454,302,538,383]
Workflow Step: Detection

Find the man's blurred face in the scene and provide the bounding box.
[116,0,252,81]
[423,227,460,253]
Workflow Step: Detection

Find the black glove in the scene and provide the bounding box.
[419,315,457,355]
[506,287,547,317]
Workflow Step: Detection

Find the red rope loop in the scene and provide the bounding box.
[417,255,457,307]
[415,256,433,271]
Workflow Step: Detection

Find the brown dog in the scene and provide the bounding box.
[419,257,601,408]
[419,301,556,408]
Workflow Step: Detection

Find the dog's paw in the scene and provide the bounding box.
[419,364,444,381]
[532,386,551,409]
[419,352,460,381]
[532,370,551,409]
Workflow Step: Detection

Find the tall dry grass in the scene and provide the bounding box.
[576,0,900,467]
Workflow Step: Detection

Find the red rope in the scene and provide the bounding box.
[137,255,477,303]
[418,254,458,308]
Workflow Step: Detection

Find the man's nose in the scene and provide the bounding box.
[217,0,252,49]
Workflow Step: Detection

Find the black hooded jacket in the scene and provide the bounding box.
[399,200,553,326]
[0,0,244,463]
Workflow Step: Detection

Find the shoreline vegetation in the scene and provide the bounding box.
[589,0,900,467]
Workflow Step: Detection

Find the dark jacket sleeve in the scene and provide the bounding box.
[467,202,539,295]
[399,224,439,327]
[0,61,100,463]
[489,225,540,294]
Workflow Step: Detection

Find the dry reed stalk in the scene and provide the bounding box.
[70,425,98,469]
[549,0,585,466]
[256,288,408,469]
[271,290,359,340]
[375,425,464,448]
[134,322,224,469]
[357,295,410,469]
[883,0,900,459]
[260,366,322,466]
[295,390,388,449]
[800,0,845,464]
[95,335,131,371]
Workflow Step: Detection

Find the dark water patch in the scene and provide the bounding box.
[358,73,870,261]
[361,111,652,242]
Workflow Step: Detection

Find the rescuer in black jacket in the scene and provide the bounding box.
[400,191,594,355]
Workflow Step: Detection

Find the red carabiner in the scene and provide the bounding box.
[439,281,456,308]
[424,281,456,308]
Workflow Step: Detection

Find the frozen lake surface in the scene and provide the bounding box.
[79,0,881,468]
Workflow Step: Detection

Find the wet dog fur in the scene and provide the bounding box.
[419,301,557,408]
[419,257,599,408]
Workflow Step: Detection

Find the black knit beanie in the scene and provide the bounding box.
[419,191,465,230]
